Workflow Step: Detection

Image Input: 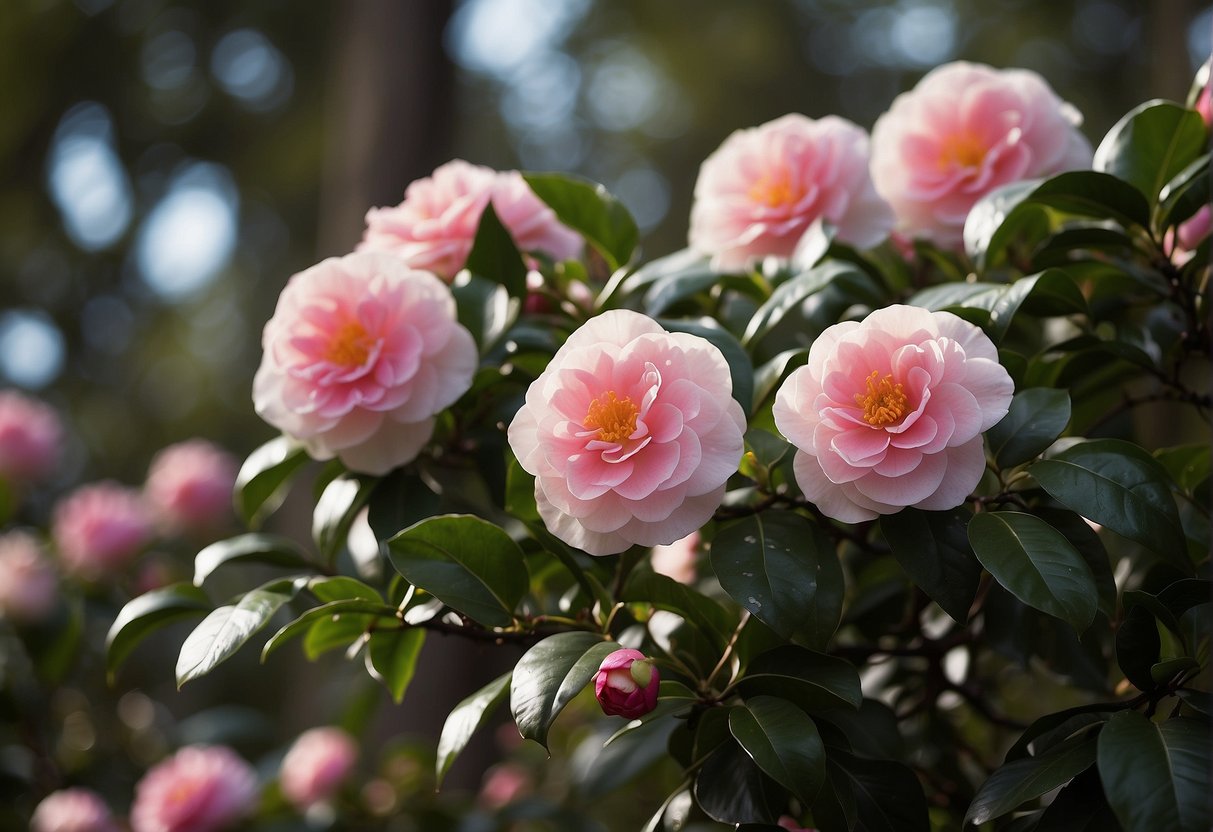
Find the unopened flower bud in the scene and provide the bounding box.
[593,648,659,719]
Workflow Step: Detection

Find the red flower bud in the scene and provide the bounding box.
[593,648,659,719]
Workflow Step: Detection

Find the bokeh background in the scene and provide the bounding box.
[1,0,1211,826]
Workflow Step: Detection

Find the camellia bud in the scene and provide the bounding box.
[593,648,659,719]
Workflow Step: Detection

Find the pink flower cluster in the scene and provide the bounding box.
[52,481,153,580]
[0,530,58,623]
[508,310,746,555]
[0,389,63,484]
[279,727,357,810]
[773,305,1013,522]
[144,439,238,534]
[253,252,478,475]
[689,114,894,270]
[360,159,582,280]
[30,788,118,832]
[130,745,258,832]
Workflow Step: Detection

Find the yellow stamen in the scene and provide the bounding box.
[855,371,908,427]
[748,167,799,208]
[584,391,639,443]
[939,132,986,169]
[325,321,372,367]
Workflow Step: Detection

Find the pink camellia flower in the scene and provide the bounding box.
[689,114,894,270]
[144,440,238,534]
[773,305,1013,523]
[130,745,258,832]
[0,530,58,623]
[477,763,533,810]
[777,817,818,832]
[52,482,153,580]
[1168,204,1212,265]
[593,648,659,719]
[31,787,119,832]
[508,310,746,555]
[359,159,582,280]
[280,727,358,811]
[0,389,63,483]
[870,62,1092,249]
[651,531,699,585]
[253,252,478,475]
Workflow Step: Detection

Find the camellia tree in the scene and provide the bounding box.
[98,61,1211,831]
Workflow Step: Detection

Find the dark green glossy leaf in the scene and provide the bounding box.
[968,511,1098,632]
[729,695,826,807]
[742,260,865,347]
[233,436,309,527]
[966,735,1098,824]
[1027,170,1151,229]
[436,671,511,786]
[261,599,396,660]
[106,583,210,681]
[386,514,529,628]
[1116,604,1162,691]
[193,533,313,587]
[694,738,783,825]
[1158,154,1210,231]
[963,179,1039,266]
[611,248,705,306]
[658,316,753,416]
[1030,439,1189,572]
[313,475,376,562]
[307,575,382,603]
[833,749,929,832]
[465,201,527,298]
[1093,100,1207,204]
[1035,508,1117,620]
[574,714,680,800]
[451,273,518,352]
[176,580,300,687]
[509,632,614,749]
[1035,767,1120,831]
[711,510,842,646]
[301,613,375,660]
[1155,444,1211,495]
[524,172,637,272]
[1005,704,1113,761]
[736,645,862,712]
[365,628,425,703]
[752,348,808,411]
[622,566,732,651]
[880,507,981,623]
[1098,711,1212,832]
[817,698,904,761]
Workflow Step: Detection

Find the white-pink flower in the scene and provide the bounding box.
[144,440,238,534]
[773,305,1013,522]
[252,252,478,475]
[0,530,58,623]
[130,745,258,832]
[870,62,1092,249]
[31,787,119,832]
[508,310,746,555]
[52,482,154,579]
[651,531,699,584]
[689,114,894,271]
[280,727,358,810]
[0,389,63,484]
[359,159,582,280]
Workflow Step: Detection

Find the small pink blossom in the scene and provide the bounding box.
[777,817,818,832]
[0,389,63,483]
[253,252,478,475]
[280,727,358,810]
[689,114,894,270]
[1192,59,1212,127]
[870,62,1092,249]
[0,530,58,623]
[477,763,533,810]
[130,745,258,832]
[359,160,582,280]
[144,440,238,534]
[1168,204,1212,265]
[31,787,119,832]
[508,310,746,555]
[593,648,659,719]
[773,305,1014,522]
[651,531,699,585]
[52,482,154,579]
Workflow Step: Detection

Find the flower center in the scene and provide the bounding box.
[325,321,372,367]
[748,167,799,208]
[584,391,639,443]
[939,132,987,169]
[855,371,908,426]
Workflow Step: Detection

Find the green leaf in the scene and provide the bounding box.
[524,172,638,272]
[575,714,680,800]
[260,599,397,660]
[658,316,753,416]
[1027,170,1152,229]
[313,475,376,563]
[1116,604,1162,691]
[833,750,930,832]
[176,580,299,687]
[966,735,1098,825]
[711,511,842,646]
[1093,100,1208,204]
[106,583,210,681]
[984,269,1087,343]
[1006,704,1113,761]
[436,672,511,786]
[1030,438,1189,571]
[1158,154,1210,231]
[610,247,705,307]
[736,645,862,712]
[742,260,864,347]
[365,628,425,703]
[752,348,808,411]
[193,533,313,587]
[963,179,1040,266]
[987,388,1072,468]
[817,699,905,761]
[1098,711,1212,832]
[233,436,309,527]
[307,575,382,603]
[968,511,1098,632]
[729,696,826,807]
[301,613,376,660]
[880,507,981,623]
[621,567,733,651]
[464,201,527,298]
[694,738,784,825]
[385,514,529,628]
[451,273,518,352]
[509,632,613,749]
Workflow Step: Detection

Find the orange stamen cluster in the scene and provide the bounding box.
[584,391,639,443]
[939,132,987,170]
[325,321,372,367]
[855,371,908,427]
[748,167,799,208]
